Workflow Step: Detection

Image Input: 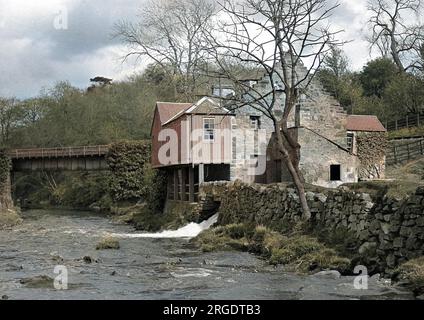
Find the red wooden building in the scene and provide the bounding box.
[151,97,234,202]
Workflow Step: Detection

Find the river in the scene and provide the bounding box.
[0,209,415,300]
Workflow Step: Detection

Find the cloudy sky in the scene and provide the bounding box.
[0,0,379,98]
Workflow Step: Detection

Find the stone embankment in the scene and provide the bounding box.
[199,181,424,271]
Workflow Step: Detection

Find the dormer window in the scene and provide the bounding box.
[203,118,215,141]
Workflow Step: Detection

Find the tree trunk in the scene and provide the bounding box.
[275,128,311,220]
[390,33,404,73]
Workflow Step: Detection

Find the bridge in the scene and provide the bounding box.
[8,145,110,171]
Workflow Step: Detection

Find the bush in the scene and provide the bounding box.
[396,256,424,295]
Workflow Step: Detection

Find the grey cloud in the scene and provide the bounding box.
[0,0,384,99]
[0,0,145,98]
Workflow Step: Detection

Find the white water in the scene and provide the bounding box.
[111,214,219,239]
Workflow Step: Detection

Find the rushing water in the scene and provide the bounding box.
[0,209,415,300]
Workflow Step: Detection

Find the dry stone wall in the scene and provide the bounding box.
[200,181,424,271]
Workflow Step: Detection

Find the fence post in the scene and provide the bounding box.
[418,114,420,127]
[406,115,409,129]
[395,119,398,131]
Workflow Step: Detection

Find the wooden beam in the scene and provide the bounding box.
[189,166,195,203]
[199,164,205,184]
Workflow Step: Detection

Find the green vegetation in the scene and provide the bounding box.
[127,202,198,232]
[4,69,176,212]
[318,55,424,122]
[395,257,424,295]
[96,236,120,250]
[193,224,351,274]
[0,209,23,229]
[388,126,424,139]
[106,140,152,202]
[13,141,166,229]
[386,158,424,184]
[0,150,11,187]
[343,180,423,200]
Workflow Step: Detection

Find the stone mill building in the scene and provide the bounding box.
[151,66,387,202]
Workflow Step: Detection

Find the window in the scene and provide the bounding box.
[232,137,237,161]
[203,118,215,141]
[346,132,354,152]
[330,164,341,181]
[250,116,260,130]
[231,117,237,129]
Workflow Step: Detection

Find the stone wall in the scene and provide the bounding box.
[297,128,358,188]
[0,174,14,213]
[354,131,387,180]
[199,181,424,272]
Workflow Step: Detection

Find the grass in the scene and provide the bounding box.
[388,126,424,140]
[192,224,351,274]
[0,209,22,229]
[396,256,424,295]
[386,158,424,184]
[96,236,120,250]
[343,179,423,200]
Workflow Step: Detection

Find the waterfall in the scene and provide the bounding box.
[111,214,218,239]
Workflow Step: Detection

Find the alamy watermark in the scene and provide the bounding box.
[157,123,268,177]
[0,5,68,30]
[53,265,68,290]
[53,6,68,30]
[353,265,369,290]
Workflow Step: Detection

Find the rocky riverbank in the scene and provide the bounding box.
[194,180,424,296]
[192,223,351,275]
[0,209,22,230]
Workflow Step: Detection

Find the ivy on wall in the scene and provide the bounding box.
[106,140,151,201]
[0,149,11,187]
[356,132,388,180]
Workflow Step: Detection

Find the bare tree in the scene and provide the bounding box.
[206,0,344,219]
[0,97,23,147]
[367,0,424,72]
[114,0,217,99]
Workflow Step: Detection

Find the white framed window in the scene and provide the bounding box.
[250,116,260,130]
[203,118,215,141]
